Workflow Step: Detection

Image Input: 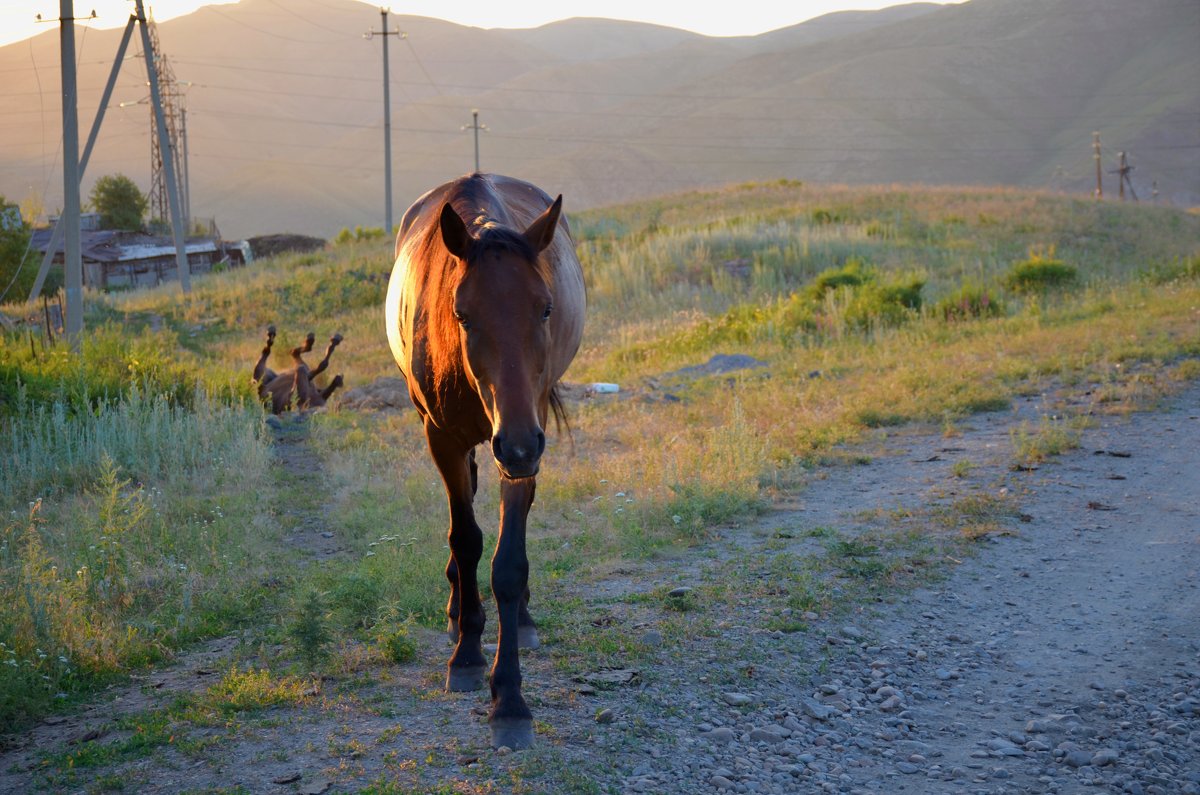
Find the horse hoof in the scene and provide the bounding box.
[490,718,534,750]
[518,625,540,650]
[446,664,486,692]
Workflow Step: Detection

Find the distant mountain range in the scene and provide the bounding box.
[0,0,1195,239]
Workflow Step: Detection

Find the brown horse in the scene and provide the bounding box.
[385,174,585,749]
[252,326,344,413]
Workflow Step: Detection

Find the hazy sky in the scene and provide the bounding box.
[1,0,933,48]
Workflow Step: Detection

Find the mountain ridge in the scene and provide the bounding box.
[0,0,1194,238]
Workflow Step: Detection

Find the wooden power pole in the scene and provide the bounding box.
[58,0,83,349]
[30,2,190,306]
[364,8,402,235]
[1111,151,1138,203]
[463,109,488,173]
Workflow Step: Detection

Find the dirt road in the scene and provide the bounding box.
[2,383,1197,794]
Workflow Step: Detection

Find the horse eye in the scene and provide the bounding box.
[542,305,553,321]
[454,311,470,328]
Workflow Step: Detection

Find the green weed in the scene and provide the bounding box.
[1004,250,1078,293]
[1011,415,1084,467]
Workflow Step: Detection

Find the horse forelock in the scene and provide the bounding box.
[471,226,554,287]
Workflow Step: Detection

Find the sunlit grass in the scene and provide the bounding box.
[1,181,1198,735]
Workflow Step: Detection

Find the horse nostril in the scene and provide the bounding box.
[491,433,505,461]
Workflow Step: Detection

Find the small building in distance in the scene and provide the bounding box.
[30,229,246,290]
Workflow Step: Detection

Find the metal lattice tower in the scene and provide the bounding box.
[144,11,185,228]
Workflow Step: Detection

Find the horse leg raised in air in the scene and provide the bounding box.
[292,345,344,410]
[252,328,342,414]
[386,173,585,748]
[252,324,278,385]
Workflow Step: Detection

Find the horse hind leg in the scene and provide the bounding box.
[518,588,540,650]
[319,374,343,403]
[293,361,323,410]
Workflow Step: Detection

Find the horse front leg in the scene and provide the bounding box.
[489,476,536,749]
[309,333,343,378]
[427,426,487,692]
[252,324,277,386]
[445,447,480,644]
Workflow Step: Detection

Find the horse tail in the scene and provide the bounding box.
[549,384,574,453]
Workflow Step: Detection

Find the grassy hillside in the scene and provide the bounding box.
[1,182,1198,733]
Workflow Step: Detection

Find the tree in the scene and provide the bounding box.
[89,174,148,231]
[0,195,36,301]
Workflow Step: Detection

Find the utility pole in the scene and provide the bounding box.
[59,0,83,348]
[29,8,129,304]
[463,109,488,173]
[181,103,190,228]
[135,0,190,292]
[364,8,402,235]
[1111,151,1138,203]
[1092,132,1103,200]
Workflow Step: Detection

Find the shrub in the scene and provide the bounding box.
[375,623,417,664]
[1004,250,1077,293]
[807,260,868,297]
[936,284,1006,321]
[839,276,925,331]
[287,589,331,670]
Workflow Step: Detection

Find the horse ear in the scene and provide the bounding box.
[523,195,562,253]
[440,203,471,260]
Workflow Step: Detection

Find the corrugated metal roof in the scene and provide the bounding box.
[30,229,218,263]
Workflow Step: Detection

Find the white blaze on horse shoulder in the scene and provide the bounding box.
[385,251,409,374]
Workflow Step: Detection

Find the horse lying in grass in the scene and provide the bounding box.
[252,325,344,414]
[386,173,585,749]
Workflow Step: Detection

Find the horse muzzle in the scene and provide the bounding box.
[491,429,545,479]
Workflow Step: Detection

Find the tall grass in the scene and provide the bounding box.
[1,387,269,503]
[2,181,1198,733]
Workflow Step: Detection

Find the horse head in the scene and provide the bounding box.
[440,196,563,479]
